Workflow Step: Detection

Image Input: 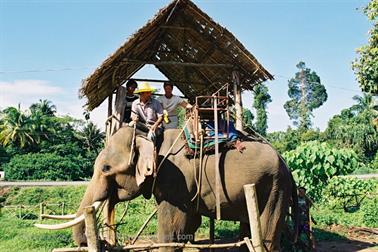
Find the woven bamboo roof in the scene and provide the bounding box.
[80,0,273,111]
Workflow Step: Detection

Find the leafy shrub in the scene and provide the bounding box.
[361,197,378,227]
[283,141,361,200]
[3,153,93,181]
[323,177,376,212]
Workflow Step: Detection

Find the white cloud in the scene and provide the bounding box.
[0,79,107,130]
[0,80,63,96]
[0,79,64,110]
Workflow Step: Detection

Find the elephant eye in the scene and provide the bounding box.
[102,164,111,173]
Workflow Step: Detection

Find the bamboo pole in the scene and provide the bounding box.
[214,95,221,220]
[243,184,264,252]
[119,239,249,250]
[84,206,99,252]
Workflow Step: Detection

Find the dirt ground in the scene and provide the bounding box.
[317,226,378,252]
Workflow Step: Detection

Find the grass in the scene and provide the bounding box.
[0,187,240,251]
[0,214,74,252]
[1,186,377,251]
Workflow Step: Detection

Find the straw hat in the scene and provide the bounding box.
[134,82,155,94]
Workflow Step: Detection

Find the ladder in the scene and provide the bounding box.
[193,84,230,220]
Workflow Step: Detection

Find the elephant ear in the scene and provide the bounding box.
[135,136,156,186]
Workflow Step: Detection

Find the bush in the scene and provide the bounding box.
[283,141,362,200]
[3,153,92,181]
[323,177,376,212]
[361,197,378,227]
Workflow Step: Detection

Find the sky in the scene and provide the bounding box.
[0,0,371,132]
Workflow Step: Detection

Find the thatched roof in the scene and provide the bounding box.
[80,0,273,111]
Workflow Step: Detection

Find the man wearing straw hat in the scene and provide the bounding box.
[130,82,164,143]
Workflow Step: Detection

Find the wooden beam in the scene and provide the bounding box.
[233,71,243,131]
[243,184,265,252]
[214,95,221,220]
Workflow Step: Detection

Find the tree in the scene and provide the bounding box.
[352,0,378,95]
[253,84,272,136]
[325,107,377,161]
[76,122,105,155]
[29,99,56,116]
[284,62,328,130]
[0,106,35,149]
[242,108,254,132]
[350,93,374,113]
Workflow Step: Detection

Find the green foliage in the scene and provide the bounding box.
[361,197,378,227]
[3,153,92,181]
[267,127,322,154]
[352,0,378,95]
[0,105,35,149]
[268,127,301,153]
[253,84,272,136]
[324,96,378,161]
[0,101,104,181]
[284,62,328,129]
[242,108,254,132]
[283,141,361,200]
[323,177,376,212]
[75,121,105,155]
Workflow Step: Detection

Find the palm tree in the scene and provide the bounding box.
[351,93,373,114]
[29,109,57,143]
[30,99,57,116]
[76,122,105,154]
[0,105,35,148]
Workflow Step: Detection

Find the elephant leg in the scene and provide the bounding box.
[183,212,201,242]
[157,201,201,252]
[239,222,251,252]
[259,185,289,252]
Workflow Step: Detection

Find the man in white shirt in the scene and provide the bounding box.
[158,82,192,129]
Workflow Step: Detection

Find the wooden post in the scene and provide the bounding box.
[84,206,99,252]
[243,184,264,252]
[103,200,116,246]
[39,203,45,221]
[213,95,221,220]
[106,94,113,143]
[232,71,243,131]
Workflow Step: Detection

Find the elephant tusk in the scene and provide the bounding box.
[34,201,103,230]
[40,214,77,220]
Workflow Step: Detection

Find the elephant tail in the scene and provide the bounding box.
[277,153,299,244]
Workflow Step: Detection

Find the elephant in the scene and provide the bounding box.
[67,126,297,251]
